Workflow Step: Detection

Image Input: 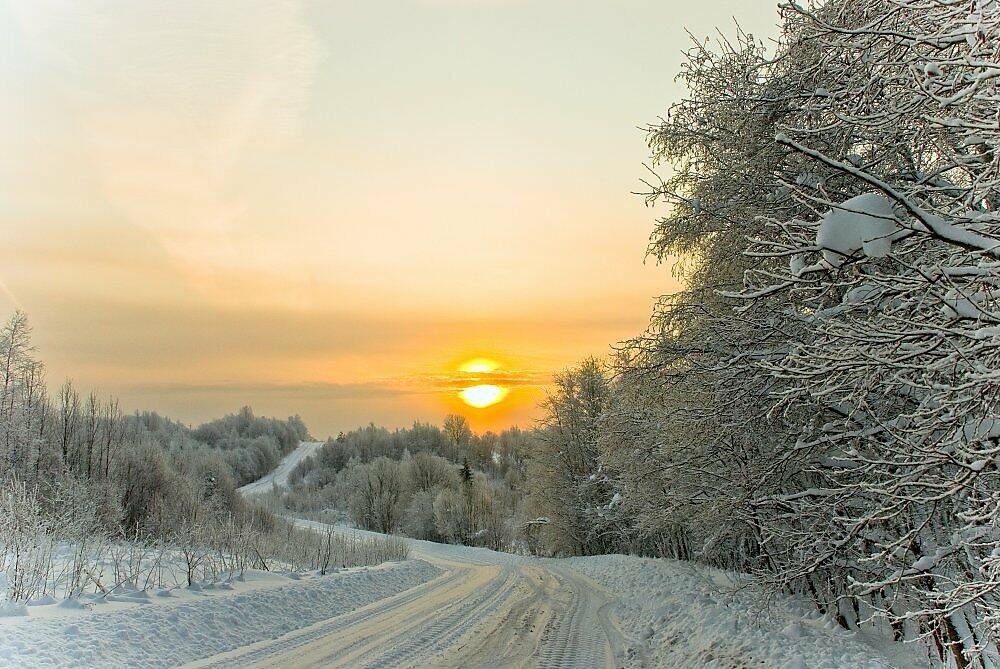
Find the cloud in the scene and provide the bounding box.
[399,370,552,392]
[129,380,405,402]
[129,369,552,402]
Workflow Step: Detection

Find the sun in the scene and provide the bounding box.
[459,384,508,408]
[456,358,508,408]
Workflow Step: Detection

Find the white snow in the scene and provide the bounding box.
[0,561,439,668]
[0,529,924,668]
[942,289,989,320]
[816,194,901,267]
[909,555,938,572]
[960,417,1000,443]
[566,554,924,669]
[844,284,883,304]
[789,252,806,277]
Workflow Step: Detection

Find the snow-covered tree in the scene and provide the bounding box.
[528,358,626,555]
[605,1,1000,664]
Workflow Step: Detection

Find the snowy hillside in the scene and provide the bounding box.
[0,561,438,668]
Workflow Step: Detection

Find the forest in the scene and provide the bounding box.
[276,419,529,551]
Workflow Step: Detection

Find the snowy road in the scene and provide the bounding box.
[190,520,623,668]
[225,443,624,667]
[237,441,324,496]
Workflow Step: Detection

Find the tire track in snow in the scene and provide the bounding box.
[196,447,625,668]
[537,565,618,669]
[190,541,622,668]
[189,566,469,668]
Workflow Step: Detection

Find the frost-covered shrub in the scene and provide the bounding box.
[432,487,469,544]
[346,457,406,534]
[402,489,440,541]
[0,478,103,602]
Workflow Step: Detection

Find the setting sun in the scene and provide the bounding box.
[458,384,509,408]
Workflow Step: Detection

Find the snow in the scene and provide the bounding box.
[795,172,825,189]
[0,560,439,668]
[566,554,924,669]
[843,283,884,305]
[960,417,1000,443]
[942,289,989,320]
[776,134,1000,259]
[0,512,924,668]
[0,604,25,620]
[0,533,924,668]
[789,252,806,277]
[816,194,901,267]
[909,555,938,572]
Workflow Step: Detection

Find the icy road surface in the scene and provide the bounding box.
[190,521,623,668]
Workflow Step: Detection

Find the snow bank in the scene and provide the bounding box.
[565,554,924,669]
[0,560,440,668]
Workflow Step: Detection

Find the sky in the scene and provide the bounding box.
[1,0,780,437]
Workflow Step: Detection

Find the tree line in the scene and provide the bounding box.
[279,419,530,552]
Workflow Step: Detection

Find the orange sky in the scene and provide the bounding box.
[0,1,780,437]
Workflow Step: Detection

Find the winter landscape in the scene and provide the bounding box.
[3,0,1000,667]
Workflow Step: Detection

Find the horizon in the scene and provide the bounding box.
[2,0,780,436]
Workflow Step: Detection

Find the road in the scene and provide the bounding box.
[193,525,624,668]
[237,441,324,496]
[201,443,626,668]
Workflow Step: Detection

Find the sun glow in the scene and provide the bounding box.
[458,384,508,408]
[459,357,500,374]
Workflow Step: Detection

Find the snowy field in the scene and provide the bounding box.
[565,555,928,669]
[0,560,439,668]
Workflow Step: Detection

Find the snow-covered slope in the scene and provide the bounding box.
[566,554,926,669]
[237,441,323,496]
[0,536,924,669]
